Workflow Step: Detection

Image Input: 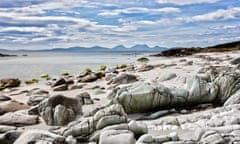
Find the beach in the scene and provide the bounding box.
[0,50,240,143]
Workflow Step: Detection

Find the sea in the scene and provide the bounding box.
[0,51,157,80]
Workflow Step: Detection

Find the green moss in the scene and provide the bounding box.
[40,74,49,78]
[25,78,39,84]
[116,64,127,69]
[99,65,107,71]
[137,57,149,63]
[61,72,70,76]
[85,68,92,73]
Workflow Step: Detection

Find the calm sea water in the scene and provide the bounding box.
[0,51,155,80]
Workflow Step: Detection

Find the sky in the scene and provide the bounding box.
[0,0,239,50]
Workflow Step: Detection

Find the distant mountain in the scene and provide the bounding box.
[0,44,168,52]
[22,45,167,52]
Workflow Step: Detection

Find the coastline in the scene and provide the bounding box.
[0,50,240,143]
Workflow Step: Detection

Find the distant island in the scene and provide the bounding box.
[152,40,240,57]
[0,53,17,57]
[0,44,167,53]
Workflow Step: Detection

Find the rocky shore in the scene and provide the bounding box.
[0,50,240,144]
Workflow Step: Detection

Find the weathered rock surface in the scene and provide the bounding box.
[76,92,93,105]
[0,100,30,115]
[27,89,49,106]
[158,73,177,81]
[0,78,21,90]
[108,73,138,85]
[29,95,82,126]
[0,95,11,102]
[99,130,136,144]
[109,68,240,113]
[231,57,240,65]
[53,84,68,91]
[0,111,38,126]
[0,130,22,144]
[137,64,154,72]
[78,72,104,83]
[0,125,16,133]
[13,130,66,144]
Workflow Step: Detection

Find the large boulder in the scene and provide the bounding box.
[13,130,66,144]
[110,69,240,113]
[29,95,82,126]
[56,104,127,138]
[0,78,21,90]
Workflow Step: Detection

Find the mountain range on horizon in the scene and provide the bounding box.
[0,44,167,52]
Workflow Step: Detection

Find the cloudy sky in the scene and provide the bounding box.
[0,0,239,50]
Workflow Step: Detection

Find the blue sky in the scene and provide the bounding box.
[0,0,239,50]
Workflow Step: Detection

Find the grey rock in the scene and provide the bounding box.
[0,125,16,133]
[76,92,93,105]
[13,130,66,144]
[0,100,30,115]
[108,73,138,85]
[158,73,177,81]
[0,130,22,144]
[53,84,68,91]
[52,78,66,87]
[99,130,136,144]
[27,89,49,106]
[30,95,82,126]
[230,57,240,65]
[0,111,38,126]
[110,69,240,113]
[137,64,154,72]
[0,95,11,102]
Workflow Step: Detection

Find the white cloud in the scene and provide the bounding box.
[192,7,240,21]
[98,7,180,16]
[176,7,240,23]
[156,0,219,5]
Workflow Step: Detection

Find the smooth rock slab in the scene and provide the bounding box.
[0,100,30,115]
[99,130,136,144]
[0,111,38,126]
[13,130,66,144]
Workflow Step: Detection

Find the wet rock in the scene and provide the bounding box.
[0,100,30,115]
[0,111,39,126]
[105,73,117,81]
[29,95,82,126]
[76,92,93,105]
[53,84,68,91]
[52,78,66,87]
[13,130,66,144]
[99,130,136,144]
[78,73,99,83]
[0,78,21,90]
